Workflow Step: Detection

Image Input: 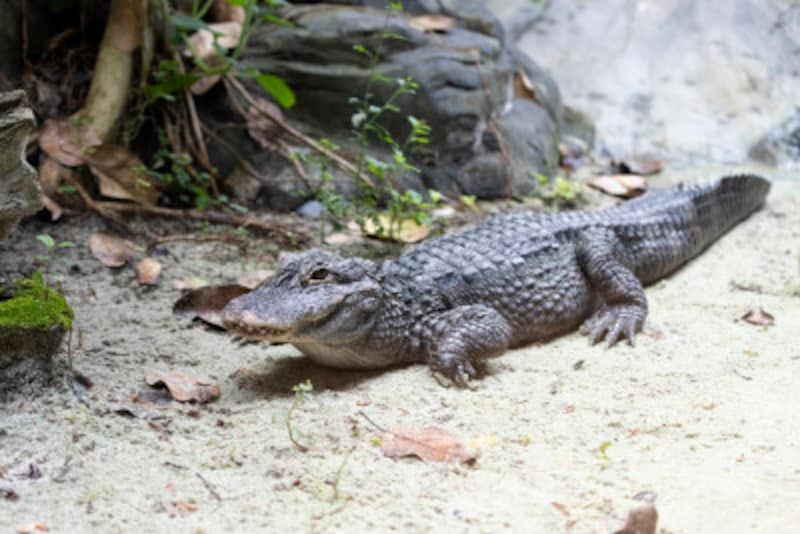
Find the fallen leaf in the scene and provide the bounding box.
[408,14,453,33]
[172,284,251,328]
[172,277,209,290]
[741,306,774,326]
[615,504,658,534]
[174,499,198,512]
[551,501,571,516]
[15,523,49,533]
[612,159,663,176]
[135,258,162,285]
[363,215,430,243]
[145,369,220,403]
[235,269,274,289]
[88,231,140,267]
[84,144,159,205]
[212,0,245,23]
[185,21,241,63]
[38,157,70,196]
[190,73,222,96]
[245,97,283,151]
[587,174,647,198]
[380,426,477,464]
[38,117,100,167]
[514,70,539,103]
[41,195,62,222]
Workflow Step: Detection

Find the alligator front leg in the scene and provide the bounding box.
[576,227,647,347]
[421,305,512,387]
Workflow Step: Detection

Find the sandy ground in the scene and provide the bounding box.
[0,171,799,533]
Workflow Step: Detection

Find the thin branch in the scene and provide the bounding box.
[224,75,375,187]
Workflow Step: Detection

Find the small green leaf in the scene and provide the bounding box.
[169,13,210,32]
[36,234,55,250]
[255,74,296,108]
[56,241,75,248]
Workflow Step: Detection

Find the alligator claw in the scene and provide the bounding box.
[430,356,478,388]
[581,304,644,347]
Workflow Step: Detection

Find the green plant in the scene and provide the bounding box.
[533,174,582,206]
[35,233,74,265]
[311,3,441,241]
[286,379,313,452]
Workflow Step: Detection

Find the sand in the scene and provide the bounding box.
[0,171,798,533]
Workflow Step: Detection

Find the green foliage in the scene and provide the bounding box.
[145,0,295,109]
[0,272,74,332]
[533,174,582,206]
[312,4,441,242]
[35,233,74,264]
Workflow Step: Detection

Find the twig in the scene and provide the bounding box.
[357,410,388,434]
[224,75,375,187]
[286,398,309,453]
[195,472,222,502]
[66,169,303,241]
[149,233,248,255]
[278,138,314,190]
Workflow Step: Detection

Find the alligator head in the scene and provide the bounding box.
[221,250,381,347]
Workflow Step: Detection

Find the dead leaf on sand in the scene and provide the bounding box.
[172,284,250,328]
[741,306,775,326]
[612,158,664,176]
[144,369,220,403]
[88,231,140,267]
[135,258,162,285]
[363,215,430,243]
[587,174,647,198]
[38,117,100,167]
[84,144,159,205]
[15,523,50,533]
[380,426,477,464]
[245,97,284,150]
[172,277,209,290]
[408,14,454,33]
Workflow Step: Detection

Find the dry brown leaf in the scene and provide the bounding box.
[588,174,647,198]
[408,14,454,33]
[38,118,100,167]
[41,195,62,222]
[245,97,284,150]
[514,70,539,103]
[363,215,430,243]
[236,269,274,289]
[613,159,664,176]
[174,499,199,512]
[88,231,140,268]
[615,504,658,534]
[212,0,245,23]
[172,284,251,328]
[172,277,209,290]
[15,523,50,534]
[185,21,242,63]
[38,157,71,196]
[84,144,158,205]
[741,306,775,326]
[145,369,220,403]
[190,73,222,96]
[135,258,162,285]
[380,425,477,464]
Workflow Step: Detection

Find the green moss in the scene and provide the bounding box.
[0,272,73,332]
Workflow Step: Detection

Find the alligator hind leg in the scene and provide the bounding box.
[421,305,511,387]
[576,228,647,347]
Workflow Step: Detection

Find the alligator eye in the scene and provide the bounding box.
[308,268,331,282]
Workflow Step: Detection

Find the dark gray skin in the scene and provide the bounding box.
[222,174,770,386]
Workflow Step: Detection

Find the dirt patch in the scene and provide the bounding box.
[1,173,798,532]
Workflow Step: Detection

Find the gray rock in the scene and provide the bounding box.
[227,1,563,205]
[517,0,800,165]
[750,108,800,167]
[296,200,327,218]
[0,90,42,240]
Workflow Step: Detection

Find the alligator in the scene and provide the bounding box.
[222,174,770,386]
